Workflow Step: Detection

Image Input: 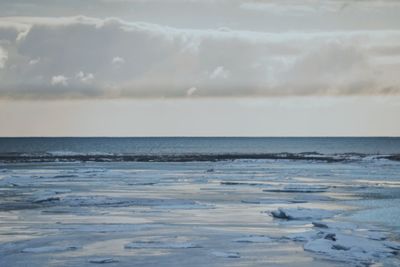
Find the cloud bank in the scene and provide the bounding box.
[0,16,399,99]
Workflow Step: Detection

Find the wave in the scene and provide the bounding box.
[0,151,399,163]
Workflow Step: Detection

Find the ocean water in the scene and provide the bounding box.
[0,138,400,266]
[0,137,399,161]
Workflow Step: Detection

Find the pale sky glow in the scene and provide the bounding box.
[0,0,399,136]
[1,96,400,137]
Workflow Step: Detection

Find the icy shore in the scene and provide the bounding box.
[0,159,399,266]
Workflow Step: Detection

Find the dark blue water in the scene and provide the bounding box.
[0,137,400,156]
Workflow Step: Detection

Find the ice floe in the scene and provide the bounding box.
[32,189,71,203]
[21,245,80,253]
[126,182,156,186]
[264,184,329,193]
[286,231,323,242]
[124,241,201,249]
[33,194,60,203]
[88,258,118,264]
[57,195,211,209]
[312,221,358,230]
[241,199,294,204]
[233,235,273,243]
[44,223,153,233]
[384,241,400,250]
[53,175,79,179]
[271,208,337,220]
[61,195,132,207]
[220,181,265,186]
[283,223,400,265]
[211,251,240,258]
[79,168,108,174]
[303,232,397,265]
[292,194,334,202]
[365,231,388,241]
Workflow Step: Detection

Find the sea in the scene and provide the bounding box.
[0,137,400,161]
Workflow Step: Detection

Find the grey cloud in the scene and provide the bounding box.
[1,1,400,32]
[0,16,400,99]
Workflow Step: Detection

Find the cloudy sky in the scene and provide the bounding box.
[0,0,399,136]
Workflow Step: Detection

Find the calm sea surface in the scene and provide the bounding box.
[0,137,400,156]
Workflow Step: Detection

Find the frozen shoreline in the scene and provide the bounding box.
[0,159,400,266]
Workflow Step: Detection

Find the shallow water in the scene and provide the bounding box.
[0,159,400,266]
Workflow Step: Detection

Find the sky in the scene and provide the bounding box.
[0,0,399,136]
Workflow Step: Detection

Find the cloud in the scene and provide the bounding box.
[209,66,230,80]
[0,46,8,69]
[0,16,399,99]
[76,71,94,84]
[186,87,197,96]
[112,56,125,66]
[240,0,400,13]
[29,58,40,65]
[51,75,68,86]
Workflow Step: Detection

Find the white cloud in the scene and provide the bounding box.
[51,75,68,86]
[77,71,94,84]
[209,66,230,80]
[112,56,125,66]
[0,16,399,99]
[186,87,197,96]
[0,46,8,69]
[29,58,40,65]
